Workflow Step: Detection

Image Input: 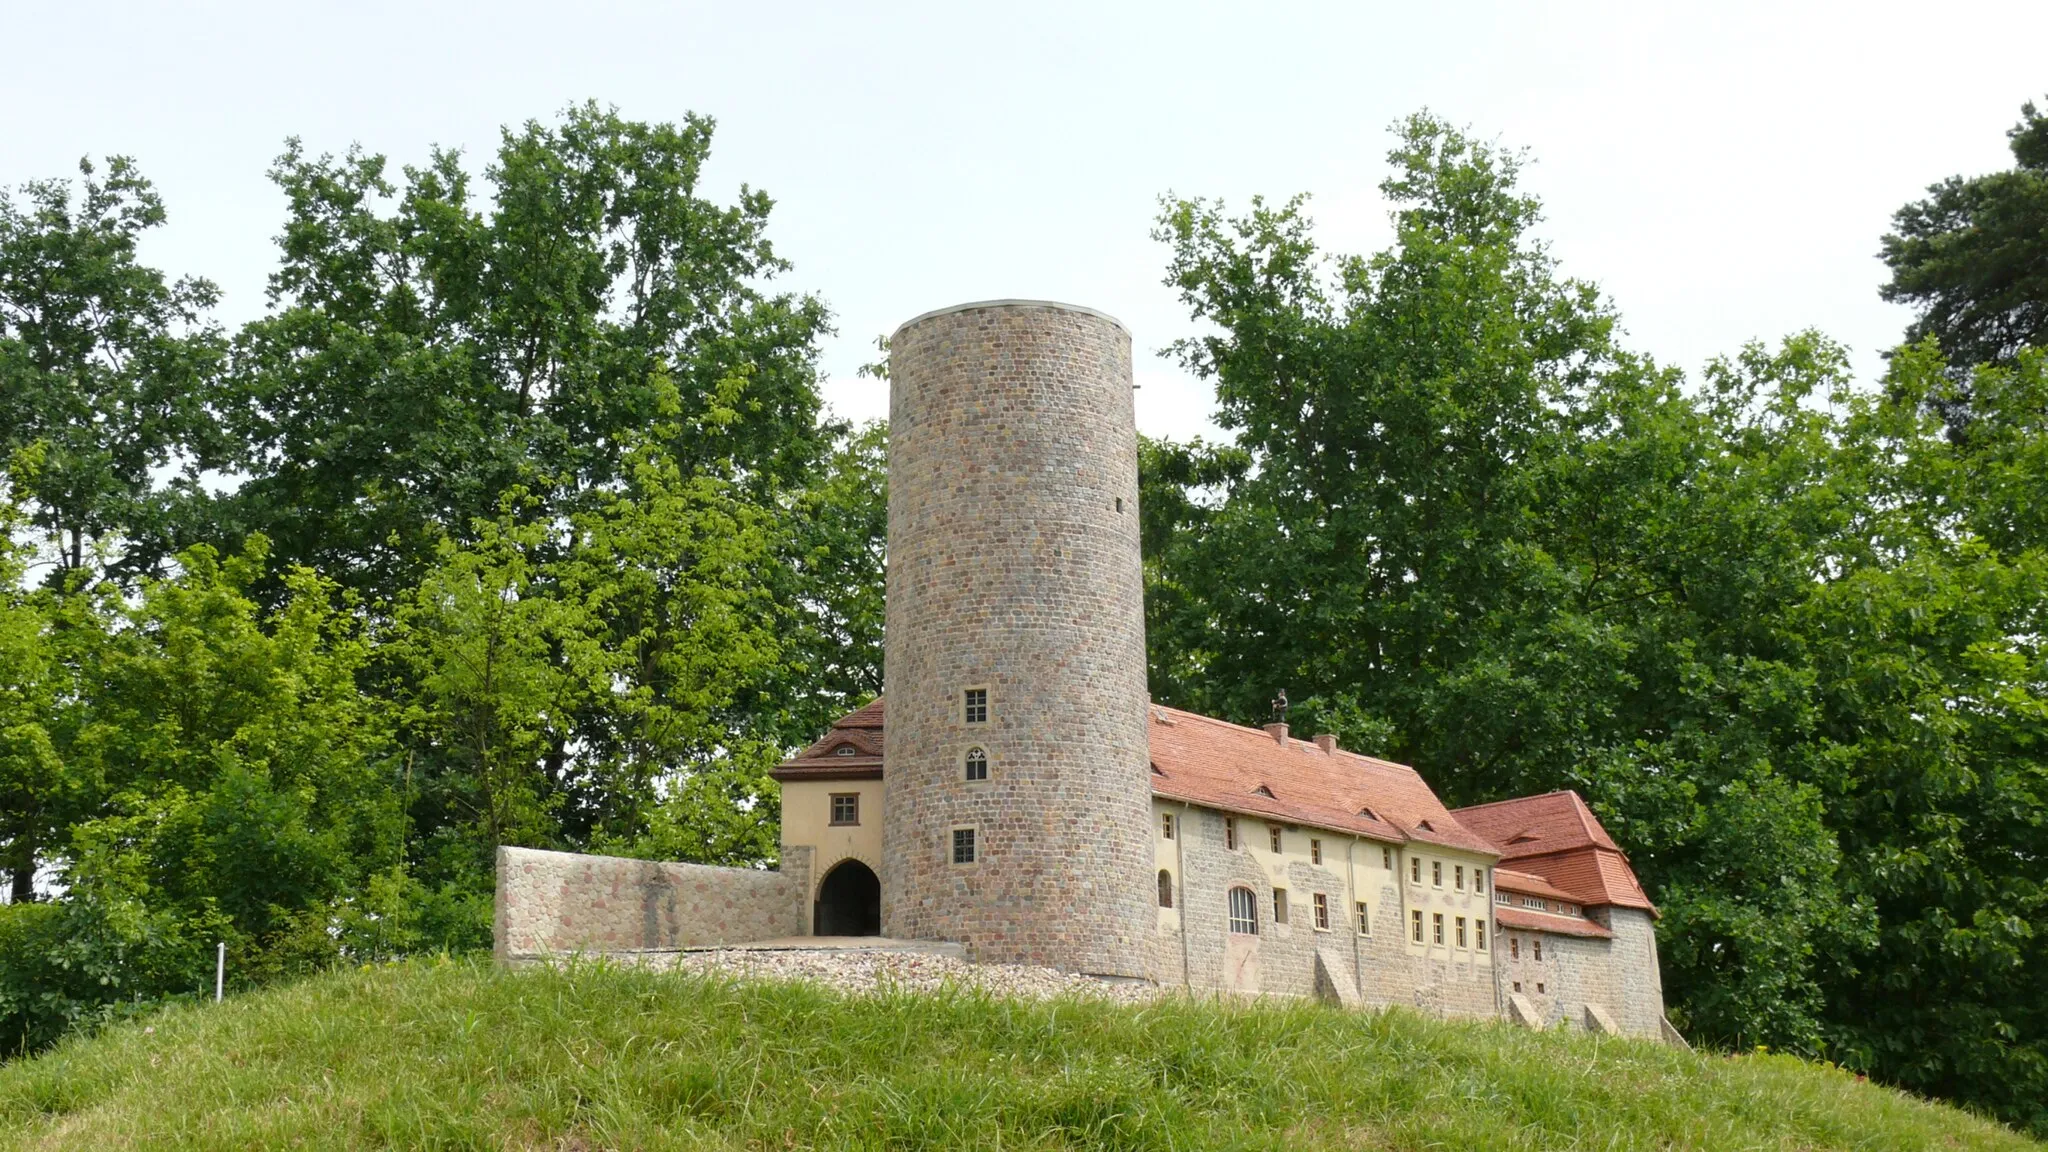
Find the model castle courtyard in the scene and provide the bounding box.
[496,300,1672,1040]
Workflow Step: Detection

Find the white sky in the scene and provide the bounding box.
[5,1,2042,445]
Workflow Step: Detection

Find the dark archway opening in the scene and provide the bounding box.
[814,859,881,937]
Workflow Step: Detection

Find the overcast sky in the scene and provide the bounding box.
[5,2,2042,443]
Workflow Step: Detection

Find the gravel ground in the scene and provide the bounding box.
[619,947,1161,1004]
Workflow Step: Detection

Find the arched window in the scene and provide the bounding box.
[964,746,988,782]
[1157,869,1173,908]
[1228,886,1259,934]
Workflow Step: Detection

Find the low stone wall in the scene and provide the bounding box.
[495,846,804,961]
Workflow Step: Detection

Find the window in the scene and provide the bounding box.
[833,744,856,757]
[1476,868,1487,895]
[1314,893,1330,930]
[1273,888,1289,925]
[1511,936,1520,958]
[964,746,988,782]
[1161,813,1175,840]
[1513,981,1522,993]
[1562,903,1578,917]
[1432,861,1443,888]
[1228,887,1259,934]
[1522,895,1544,910]
[1411,857,1421,883]
[1496,890,1510,905]
[1411,909,1424,942]
[951,827,977,865]
[1269,826,1283,854]
[1454,864,1465,891]
[1456,916,1468,948]
[1157,870,1173,909]
[1356,901,1371,935]
[963,687,988,724]
[829,793,859,826]
[1224,816,1238,850]
[1533,939,1543,962]
[1536,982,1546,994]
[1477,920,1488,951]
[1432,912,1445,945]
[1383,847,1393,870]
[1310,838,1323,865]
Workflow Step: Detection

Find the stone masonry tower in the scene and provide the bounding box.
[882,300,1153,978]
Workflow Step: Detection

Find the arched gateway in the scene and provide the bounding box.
[814,859,880,937]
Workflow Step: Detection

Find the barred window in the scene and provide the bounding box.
[1228,887,1259,934]
[964,746,988,782]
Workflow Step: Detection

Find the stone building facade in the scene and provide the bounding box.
[499,299,1675,1042]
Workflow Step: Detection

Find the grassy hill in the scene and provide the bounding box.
[0,959,2032,1151]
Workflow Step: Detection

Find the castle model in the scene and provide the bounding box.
[498,300,1672,1041]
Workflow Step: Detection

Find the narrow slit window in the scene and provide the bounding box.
[1157,869,1173,909]
[1224,817,1238,850]
[1273,888,1289,924]
[1269,826,1283,854]
[1310,838,1323,865]
[964,746,988,782]
[1356,901,1371,935]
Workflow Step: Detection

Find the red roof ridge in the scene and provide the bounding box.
[1452,788,1580,813]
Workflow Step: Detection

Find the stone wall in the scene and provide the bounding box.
[881,301,1155,977]
[1601,907,1667,1038]
[495,846,805,960]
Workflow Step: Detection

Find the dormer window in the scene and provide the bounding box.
[834,745,856,757]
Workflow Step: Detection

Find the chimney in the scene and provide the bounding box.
[1314,733,1338,753]
[1264,722,1289,745]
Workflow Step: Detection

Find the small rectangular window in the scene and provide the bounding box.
[1476,868,1487,894]
[1356,901,1371,935]
[1269,826,1283,854]
[1497,891,1510,905]
[1224,816,1238,850]
[1537,982,1546,994]
[1310,838,1322,865]
[1411,909,1423,942]
[963,688,988,724]
[829,793,859,826]
[1432,861,1443,888]
[1432,912,1444,945]
[1273,888,1289,924]
[1313,893,1329,930]
[1455,864,1465,891]
[1411,857,1421,883]
[1383,847,1392,870]
[1477,919,1488,951]
[1513,980,1522,993]
[1161,812,1175,840]
[1456,916,1468,948]
[1533,939,1544,962]
[951,827,977,865]
[1510,936,1520,959]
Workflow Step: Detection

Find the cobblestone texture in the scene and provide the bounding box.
[881,302,1154,977]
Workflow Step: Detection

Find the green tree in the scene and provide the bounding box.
[1881,99,2048,369]
[0,157,230,581]
[223,103,832,606]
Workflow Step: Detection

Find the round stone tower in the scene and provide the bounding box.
[881,300,1153,978]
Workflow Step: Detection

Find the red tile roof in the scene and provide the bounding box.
[1144,706,1499,855]
[1452,792,1655,914]
[1494,905,1614,939]
[769,698,885,781]
[1491,868,1582,904]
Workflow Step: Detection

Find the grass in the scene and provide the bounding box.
[0,958,2033,1151]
